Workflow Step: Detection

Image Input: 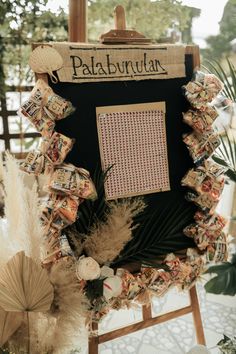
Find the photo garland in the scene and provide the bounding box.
[0,68,229,351]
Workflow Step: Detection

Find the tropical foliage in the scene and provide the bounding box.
[217,334,236,354]
[68,168,195,268]
[204,59,236,182]
[204,58,236,296]
[212,129,236,183]
[204,254,236,296]
[204,59,236,101]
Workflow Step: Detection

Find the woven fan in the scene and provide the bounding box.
[0,251,54,312]
[0,307,23,346]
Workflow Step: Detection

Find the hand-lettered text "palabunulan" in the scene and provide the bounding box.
[71,53,168,79]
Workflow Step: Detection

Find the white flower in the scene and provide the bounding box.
[100,266,114,278]
[75,256,101,281]
[103,276,123,300]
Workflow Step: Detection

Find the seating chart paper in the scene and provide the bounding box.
[96,102,170,199]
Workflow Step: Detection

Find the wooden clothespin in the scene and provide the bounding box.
[100,5,151,44]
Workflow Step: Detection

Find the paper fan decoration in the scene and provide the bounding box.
[0,251,54,312]
[0,307,23,346]
[29,45,63,83]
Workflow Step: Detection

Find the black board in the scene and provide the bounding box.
[49,53,197,264]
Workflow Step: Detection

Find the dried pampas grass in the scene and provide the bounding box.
[83,198,146,264]
[2,152,44,262]
[3,152,27,248]
[0,152,4,185]
[7,312,55,354]
[0,219,14,269]
[48,260,89,353]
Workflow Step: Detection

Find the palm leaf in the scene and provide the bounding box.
[112,195,196,267]
[226,58,236,100]
[74,165,112,235]
[212,128,236,183]
[203,59,236,101]
[204,253,236,296]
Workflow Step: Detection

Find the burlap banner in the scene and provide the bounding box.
[52,43,186,83]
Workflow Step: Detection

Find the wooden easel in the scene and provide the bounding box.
[68,2,205,352]
[89,286,205,354]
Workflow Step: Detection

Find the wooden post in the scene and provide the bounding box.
[142,304,152,321]
[88,322,98,354]
[189,286,206,345]
[114,5,126,30]
[68,0,87,42]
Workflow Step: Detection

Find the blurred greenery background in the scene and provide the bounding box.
[0,0,235,90]
[0,0,236,297]
[0,0,235,153]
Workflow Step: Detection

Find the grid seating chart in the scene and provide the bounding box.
[96,102,170,200]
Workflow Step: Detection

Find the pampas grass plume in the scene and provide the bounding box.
[2,152,44,262]
[48,260,89,353]
[84,198,146,264]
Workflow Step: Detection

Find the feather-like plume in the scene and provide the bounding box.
[23,182,44,261]
[83,198,146,264]
[0,152,4,183]
[2,152,44,261]
[48,260,89,353]
[3,152,28,253]
[0,219,14,269]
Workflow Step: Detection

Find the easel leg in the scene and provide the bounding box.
[142,303,152,320]
[89,322,99,354]
[189,285,206,345]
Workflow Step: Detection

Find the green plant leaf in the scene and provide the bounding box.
[212,128,236,183]
[225,169,236,182]
[113,195,196,267]
[74,165,111,235]
[212,155,230,167]
[85,279,104,302]
[203,60,236,101]
[227,58,236,100]
[204,253,236,296]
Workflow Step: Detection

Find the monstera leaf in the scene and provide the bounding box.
[204,253,236,296]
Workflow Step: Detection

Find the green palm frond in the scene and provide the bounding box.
[203,59,236,182]
[203,59,236,101]
[74,165,112,235]
[212,129,236,182]
[204,253,236,296]
[112,195,196,267]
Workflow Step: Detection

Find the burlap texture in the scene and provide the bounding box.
[52,42,186,83]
